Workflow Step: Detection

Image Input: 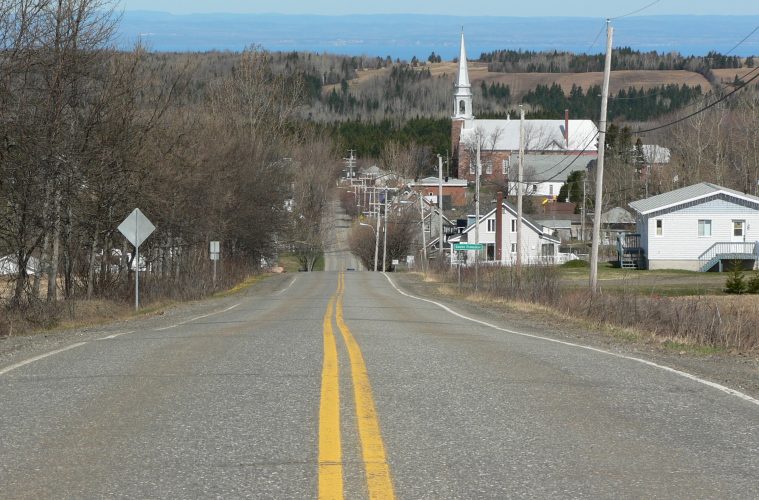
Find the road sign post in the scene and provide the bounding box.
[210,241,220,287]
[118,208,155,311]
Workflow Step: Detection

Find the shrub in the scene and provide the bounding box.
[562,259,589,269]
[746,271,759,294]
[724,261,746,294]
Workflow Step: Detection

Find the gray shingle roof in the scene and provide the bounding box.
[629,182,759,214]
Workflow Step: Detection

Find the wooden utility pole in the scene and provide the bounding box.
[475,142,481,292]
[590,19,613,293]
[438,155,444,258]
[517,105,525,269]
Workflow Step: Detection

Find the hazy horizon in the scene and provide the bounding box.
[116,12,759,58]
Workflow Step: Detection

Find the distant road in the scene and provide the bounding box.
[323,198,363,272]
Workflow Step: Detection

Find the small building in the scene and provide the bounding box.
[408,176,469,209]
[448,195,561,266]
[629,182,759,271]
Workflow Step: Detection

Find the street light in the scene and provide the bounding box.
[359,222,380,272]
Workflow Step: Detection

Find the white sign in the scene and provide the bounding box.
[392,259,399,265]
[210,241,220,261]
[118,209,155,248]
[117,208,155,311]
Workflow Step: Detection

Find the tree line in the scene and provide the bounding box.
[479,47,746,73]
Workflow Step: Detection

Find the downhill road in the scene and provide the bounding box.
[1,269,758,498]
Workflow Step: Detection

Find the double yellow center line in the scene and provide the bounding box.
[319,273,395,500]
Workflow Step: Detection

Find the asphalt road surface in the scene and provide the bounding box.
[323,199,363,272]
[2,269,758,499]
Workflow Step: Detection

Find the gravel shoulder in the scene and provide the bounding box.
[392,272,759,400]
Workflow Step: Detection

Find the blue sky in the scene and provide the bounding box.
[119,1,759,17]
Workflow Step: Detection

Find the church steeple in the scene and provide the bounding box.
[453,31,473,120]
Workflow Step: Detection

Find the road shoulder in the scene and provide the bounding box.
[390,272,759,400]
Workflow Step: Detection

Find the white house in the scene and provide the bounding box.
[448,200,560,265]
[0,255,40,276]
[629,182,759,271]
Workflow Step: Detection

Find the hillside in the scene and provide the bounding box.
[329,62,756,98]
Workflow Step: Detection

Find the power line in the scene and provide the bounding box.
[635,68,759,134]
[610,0,660,20]
[724,24,759,56]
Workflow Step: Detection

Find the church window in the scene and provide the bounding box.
[459,100,465,114]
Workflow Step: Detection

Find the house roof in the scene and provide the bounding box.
[458,202,560,244]
[459,119,598,153]
[535,219,572,229]
[411,176,468,187]
[601,207,635,224]
[641,145,671,165]
[514,154,592,183]
[629,182,759,215]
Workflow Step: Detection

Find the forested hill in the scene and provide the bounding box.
[139,49,753,159]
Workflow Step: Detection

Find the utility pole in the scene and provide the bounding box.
[438,155,444,258]
[582,177,587,242]
[517,105,525,269]
[475,142,481,292]
[590,19,613,293]
[419,194,427,275]
[374,189,380,272]
[382,188,388,272]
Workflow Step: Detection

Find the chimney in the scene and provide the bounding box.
[564,109,569,148]
[495,191,503,262]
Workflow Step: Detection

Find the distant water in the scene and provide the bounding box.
[118,12,759,58]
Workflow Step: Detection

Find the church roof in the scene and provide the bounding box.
[459,119,598,153]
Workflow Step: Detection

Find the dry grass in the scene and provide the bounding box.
[428,265,759,352]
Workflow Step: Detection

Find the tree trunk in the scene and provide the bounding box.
[47,190,62,303]
[86,223,99,300]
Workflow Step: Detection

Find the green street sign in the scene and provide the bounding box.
[454,243,483,251]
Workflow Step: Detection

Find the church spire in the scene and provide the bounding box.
[456,31,470,88]
[453,30,473,120]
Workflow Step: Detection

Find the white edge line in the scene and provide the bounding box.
[0,342,88,376]
[155,303,241,331]
[383,274,759,408]
[275,277,297,296]
[97,331,135,340]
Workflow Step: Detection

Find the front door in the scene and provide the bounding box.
[732,220,746,242]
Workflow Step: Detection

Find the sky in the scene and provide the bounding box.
[119,0,759,17]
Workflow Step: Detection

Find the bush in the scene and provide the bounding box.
[746,271,759,294]
[724,261,746,294]
[562,259,589,268]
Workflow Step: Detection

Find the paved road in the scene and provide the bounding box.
[1,270,758,498]
[323,199,363,272]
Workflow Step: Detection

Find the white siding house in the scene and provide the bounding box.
[629,183,759,271]
[449,202,560,265]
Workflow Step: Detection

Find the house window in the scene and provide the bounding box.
[510,243,517,253]
[502,158,509,175]
[485,161,492,175]
[487,219,496,232]
[469,161,474,175]
[511,219,516,233]
[698,219,712,237]
[656,219,663,236]
[733,221,745,238]
[549,185,554,195]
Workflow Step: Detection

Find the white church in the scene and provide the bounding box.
[450,32,598,191]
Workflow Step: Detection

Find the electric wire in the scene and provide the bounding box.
[609,0,660,20]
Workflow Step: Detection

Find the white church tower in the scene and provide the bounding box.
[453,31,473,120]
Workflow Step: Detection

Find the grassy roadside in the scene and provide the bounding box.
[409,271,742,356]
[1,273,275,338]
[278,252,325,273]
